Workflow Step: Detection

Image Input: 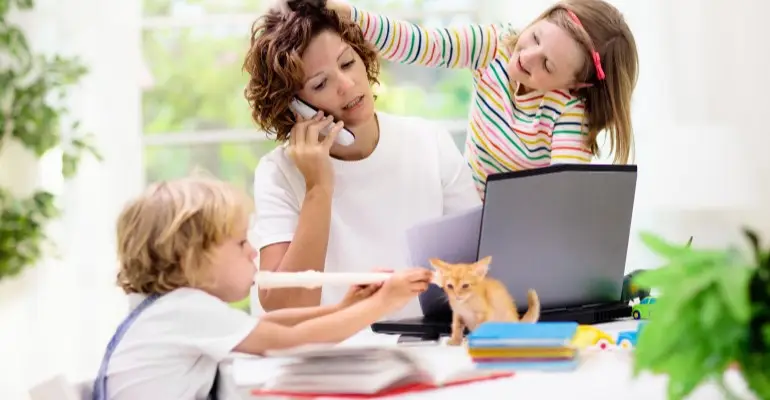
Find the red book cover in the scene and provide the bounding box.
[250,371,514,398]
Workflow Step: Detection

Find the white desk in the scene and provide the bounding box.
[220,319,755,400]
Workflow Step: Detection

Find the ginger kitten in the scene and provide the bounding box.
[429,256,541,346]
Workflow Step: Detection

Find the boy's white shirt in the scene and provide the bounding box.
[107,288,258,400]
[252,111,481,319]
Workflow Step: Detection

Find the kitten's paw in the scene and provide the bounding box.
[447,337,463,346]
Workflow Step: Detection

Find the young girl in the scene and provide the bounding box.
[328,0,638,198]
[92,176,432,400]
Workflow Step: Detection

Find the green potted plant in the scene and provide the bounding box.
[632,230,770,399]
[0,0,100,281]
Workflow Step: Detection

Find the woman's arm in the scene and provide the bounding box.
[258,186,333,311]
[253,158,333,311]
[255,115,345,311]
[333,2,502,71]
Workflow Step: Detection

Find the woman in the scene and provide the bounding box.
[243,0,480,318]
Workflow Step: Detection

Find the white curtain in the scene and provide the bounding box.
[480,0,770,270]
[0,0,142,398]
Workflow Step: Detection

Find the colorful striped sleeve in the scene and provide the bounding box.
[550,98,593,164]
[351,6,500,71]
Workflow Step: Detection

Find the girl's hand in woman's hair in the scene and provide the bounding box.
[325,1,352,18]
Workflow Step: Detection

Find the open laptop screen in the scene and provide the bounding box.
[478,164,637,311]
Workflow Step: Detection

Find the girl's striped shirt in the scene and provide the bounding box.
[351,7,593,198]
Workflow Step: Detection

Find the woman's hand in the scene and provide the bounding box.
[287,111,344,191]
[375,268,433,311]
[338,268,393,308]
[339,283,381,309]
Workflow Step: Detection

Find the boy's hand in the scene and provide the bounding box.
[339,268,392,308]
[377,268,433,309]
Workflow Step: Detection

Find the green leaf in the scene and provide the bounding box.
[764,325,770,345]
[632,250,734,293]
[0,188,60,279]
[718,266,753,322]
[639,231,689,259]
[664,354,709,400]
[741,355,770,400]
[700,294,723,328]
[632,232,756,400]
[1,2,99,281]
[743,228,762,264]
[13,0,34,10]
[634,312,698,375]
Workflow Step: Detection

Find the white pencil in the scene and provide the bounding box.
[254,271,438,289]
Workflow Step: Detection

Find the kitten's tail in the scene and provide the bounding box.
[519,289,541,323]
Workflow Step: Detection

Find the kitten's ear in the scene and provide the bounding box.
[429,258,449,271]
[473,256,492,277]
[428,258,447,285]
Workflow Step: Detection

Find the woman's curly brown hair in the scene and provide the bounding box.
[243,0,380,142]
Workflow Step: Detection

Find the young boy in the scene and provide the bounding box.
[92,176,433,400]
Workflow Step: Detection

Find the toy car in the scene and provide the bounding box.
[572,325,616,350]
[616,321,647,349]
[616,330,637,349]
[631,296,656,319]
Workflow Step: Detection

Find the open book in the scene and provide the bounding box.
[250,345,513,398]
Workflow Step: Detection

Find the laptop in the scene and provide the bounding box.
[373,164,638,339]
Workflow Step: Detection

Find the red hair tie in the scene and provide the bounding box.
[566,9,606,81]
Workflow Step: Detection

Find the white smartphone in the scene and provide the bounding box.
[289,97,355,146]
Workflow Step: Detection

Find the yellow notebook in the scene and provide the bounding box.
[467,347,575,358]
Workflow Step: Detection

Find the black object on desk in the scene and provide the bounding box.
[377,298,632,341]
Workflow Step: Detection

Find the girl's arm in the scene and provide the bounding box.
[337,2,504,71]
[550,99,593,164]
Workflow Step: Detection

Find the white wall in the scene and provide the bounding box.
[0,0,142,398]
[480,0,770,270]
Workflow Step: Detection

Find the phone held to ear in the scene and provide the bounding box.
[290,98,355,146]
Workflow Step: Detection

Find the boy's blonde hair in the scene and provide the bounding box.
[116,176,254,295]
[503,0,638,164]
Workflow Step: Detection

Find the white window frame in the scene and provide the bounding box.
[141,119,468,146]
[140,5,479,148]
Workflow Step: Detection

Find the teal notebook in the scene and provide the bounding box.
[467,322,579,348]
[474,358,581,372]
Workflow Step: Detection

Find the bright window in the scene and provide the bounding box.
[141,0,477,192]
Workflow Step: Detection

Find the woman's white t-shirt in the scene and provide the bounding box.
[105,288,258,400]
[252,112,481,318]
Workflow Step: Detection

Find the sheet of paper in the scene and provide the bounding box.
[230,330,402,387]
[340,328,401,347]
[405,205,483,269]
[231,356,292,387]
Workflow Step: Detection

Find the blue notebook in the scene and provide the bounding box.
[467,322,579,348]
[475,358,581,372]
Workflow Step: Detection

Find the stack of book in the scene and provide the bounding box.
[250,345,513,398]
[466,322,581,371]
